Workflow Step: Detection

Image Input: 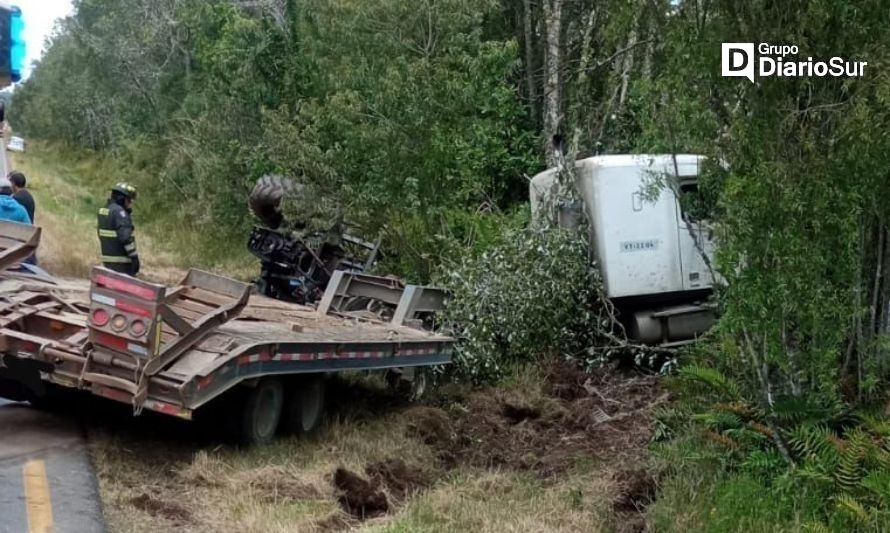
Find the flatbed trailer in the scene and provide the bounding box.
[0,222,453,444]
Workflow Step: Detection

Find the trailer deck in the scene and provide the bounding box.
[0,222,453,429]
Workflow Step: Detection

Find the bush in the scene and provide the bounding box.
[439,226,609,382]
[650,362,890,531]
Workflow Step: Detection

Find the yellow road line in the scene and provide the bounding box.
[23,459,53,533]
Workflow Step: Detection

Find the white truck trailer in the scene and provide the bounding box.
[530,154,716,345]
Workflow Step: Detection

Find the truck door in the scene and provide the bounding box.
[675,177,715,291]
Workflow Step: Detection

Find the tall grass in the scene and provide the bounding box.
[9,141,256,282]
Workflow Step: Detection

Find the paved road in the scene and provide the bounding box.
[0,398,105,532]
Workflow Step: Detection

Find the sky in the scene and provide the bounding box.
[17,0,74,79]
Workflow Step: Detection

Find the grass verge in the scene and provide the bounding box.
[9,141,255,283]
[84,366,656,533]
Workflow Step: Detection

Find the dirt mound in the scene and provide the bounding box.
[130,493,192,523]
[501,398,541,423]
[414,362,666,478]
[332,459,429,520]
[611,468,658,533]
[404,406,453,445]
[333,467,389,519]
[366,458,427,502]
[545,361,593,401]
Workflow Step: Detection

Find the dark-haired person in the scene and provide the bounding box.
[0,175,35,265]
[0,176,30,225]
[8,171,34,223]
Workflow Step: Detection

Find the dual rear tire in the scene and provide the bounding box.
[237,375,326,446]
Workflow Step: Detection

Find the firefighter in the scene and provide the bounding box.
[97,182,140,275]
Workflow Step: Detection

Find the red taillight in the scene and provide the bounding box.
[95,274,156,301]
[116,300,152,318]
[130,320,147,337]
[111,314,128,332]
[91,308,110,327]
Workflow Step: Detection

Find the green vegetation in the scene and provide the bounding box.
[10,142,254,281]
[12,0,544,281]
[440,225,610,382]
[15,0,890,530]
[637,2,890,530]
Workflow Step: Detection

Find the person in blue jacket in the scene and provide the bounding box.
[0,176,30,224]
[0,176,36,266]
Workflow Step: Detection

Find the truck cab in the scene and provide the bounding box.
[530,154,716,344]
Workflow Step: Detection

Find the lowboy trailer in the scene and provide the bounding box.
[0,222,453,444]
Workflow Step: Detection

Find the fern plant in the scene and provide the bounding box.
[678,365,742,401]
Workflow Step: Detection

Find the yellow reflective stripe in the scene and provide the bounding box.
[98,208,109,216]
[154,319,163,357]
[124,243,137,252]
[101,255,132,264]
[98,229,117,238]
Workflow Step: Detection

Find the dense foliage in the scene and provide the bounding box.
[650,364,890,530]
[16,0,890,526]
[440,225,607,382]
[12,0,544,278]
[641,0,890,422]
[630,1,890,528]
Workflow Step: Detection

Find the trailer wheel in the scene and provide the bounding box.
[385,367,428,401]
[240,378,284,446]
[409,369,428,401]
[283,375,325,435]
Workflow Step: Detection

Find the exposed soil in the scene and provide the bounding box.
[406,362,666,479]
[333,458,428,519]
[90,359,666,531]
[612,467,659,532]
[333,467,389,518]
[366,458,427,502]
[612,467,659,512]
[326,361,667,528]
[129,493,192,524]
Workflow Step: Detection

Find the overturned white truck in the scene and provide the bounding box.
[531,154,716,345]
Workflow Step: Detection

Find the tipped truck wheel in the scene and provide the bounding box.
[283,375,326,435]
[240,378,284,446]
[248,175,298,229]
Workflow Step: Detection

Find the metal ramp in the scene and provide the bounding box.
[0,221,40,270]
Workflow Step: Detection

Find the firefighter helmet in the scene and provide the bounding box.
[111,182,138,200]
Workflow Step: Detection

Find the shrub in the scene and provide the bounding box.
[439,226,609,382]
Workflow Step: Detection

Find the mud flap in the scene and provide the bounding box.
[0,353,54,399]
